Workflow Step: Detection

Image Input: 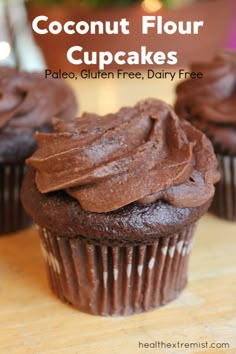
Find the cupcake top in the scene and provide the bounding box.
[27,98,219,214]
[0,67,78,162]
[175,53,236,155]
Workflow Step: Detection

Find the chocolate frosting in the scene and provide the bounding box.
[27,98,219,213]
[175,53,236,155]
[0,67,78,162]
[21,168,212,244]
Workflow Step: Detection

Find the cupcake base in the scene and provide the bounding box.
[210,154,236,221]
[0,163,32,235]
[39,224,196,316]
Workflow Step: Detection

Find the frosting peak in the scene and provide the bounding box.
[27,99,219,213]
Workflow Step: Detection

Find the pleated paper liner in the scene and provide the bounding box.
[39,223,196,316]
[210,154,236,221]
[0,163,32,235]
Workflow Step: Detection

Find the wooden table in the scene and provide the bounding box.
[1,73,236,354]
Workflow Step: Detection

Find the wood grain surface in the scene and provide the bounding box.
[0,73,236,354]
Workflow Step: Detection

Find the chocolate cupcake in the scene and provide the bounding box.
[0,67,78,234]
[21,99,219,316]
[175,53,236,221]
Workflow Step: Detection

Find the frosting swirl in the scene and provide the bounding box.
[27,99,219,213]
[175,53,236,154]
[0,67,77,131]
[0,67,78,162]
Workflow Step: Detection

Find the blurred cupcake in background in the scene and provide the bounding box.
[0,66,78,235]
[175,53,236,221]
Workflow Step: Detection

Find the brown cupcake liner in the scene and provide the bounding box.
[39,223,196,316]
[0,163,32,235]
[210,154,236,221]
